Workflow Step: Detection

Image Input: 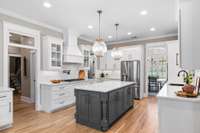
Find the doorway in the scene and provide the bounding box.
[145,43,168,96]
[9,48,36,112]
[9,56,22,95]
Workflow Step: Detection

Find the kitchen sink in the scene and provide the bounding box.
[168,83,184,86]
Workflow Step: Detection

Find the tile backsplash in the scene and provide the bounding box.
[39,64,81,82]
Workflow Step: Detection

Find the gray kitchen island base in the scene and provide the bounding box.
[75,82,135,131]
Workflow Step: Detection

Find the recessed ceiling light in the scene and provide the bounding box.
[140,10,148,15]
[108,35,113,39]
[127,32,132,35]
[150,27,156,31]
[43,1,52,8]
[88,25,93,29]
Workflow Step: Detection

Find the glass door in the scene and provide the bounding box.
[51,43,61,68]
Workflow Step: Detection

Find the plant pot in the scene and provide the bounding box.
[182,84,195,94]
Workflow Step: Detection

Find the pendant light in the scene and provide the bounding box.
[111,23,122,60]
[92,10,107,57]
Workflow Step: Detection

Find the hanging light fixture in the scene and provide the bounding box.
[111,23,122,60]
[92,10,107,57]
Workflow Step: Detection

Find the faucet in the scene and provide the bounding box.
[177,70,189,84]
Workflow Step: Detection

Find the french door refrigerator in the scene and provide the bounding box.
[121,60,140,99]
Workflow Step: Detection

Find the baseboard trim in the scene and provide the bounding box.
[0,124,12,131]
[20,96,34,103]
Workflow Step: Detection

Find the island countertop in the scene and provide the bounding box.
[157,83,200,102]
[74,80,135,93]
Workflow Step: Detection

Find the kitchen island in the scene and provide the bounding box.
[74,80,135,131]
[157,83,200,133]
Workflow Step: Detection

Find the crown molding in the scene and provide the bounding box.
[0,8,63,33]
[107,33,178,45]
[79,36,94,43]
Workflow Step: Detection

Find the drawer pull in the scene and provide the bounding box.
[59,101,65,104]
[9,102,11,112]
[59,93,65,96]
[0,96,7,99]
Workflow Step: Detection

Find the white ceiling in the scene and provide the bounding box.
[0,0,178,42]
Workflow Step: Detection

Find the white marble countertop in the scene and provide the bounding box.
[40,79,120,86]
[157,83,200,102]
[75,80,135,93]
[0,87,15,92]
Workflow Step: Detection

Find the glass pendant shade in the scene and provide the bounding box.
[111,48,122,60]
[92,39,107,57]
[92,10,107,57]
[111,23,122,60]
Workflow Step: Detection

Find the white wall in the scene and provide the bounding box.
[0,21,3,86]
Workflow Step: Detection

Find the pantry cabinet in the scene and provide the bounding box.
[179,0,200,69]
[42,36,63,70]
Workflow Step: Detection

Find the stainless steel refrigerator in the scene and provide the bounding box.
[121,60,140,99]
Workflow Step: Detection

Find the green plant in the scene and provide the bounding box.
[184,73,193,85]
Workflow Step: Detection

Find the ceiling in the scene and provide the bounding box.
[0,0,178,42]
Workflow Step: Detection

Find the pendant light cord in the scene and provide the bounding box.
[97,10,102,40]
[115,23,119,41]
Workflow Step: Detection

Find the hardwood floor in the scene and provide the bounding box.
[2,96,158,133]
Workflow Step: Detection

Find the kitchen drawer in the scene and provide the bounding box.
[51,91,67,100]
[0,93,10,102]
[51,86,66,92]
[52,98,68,109]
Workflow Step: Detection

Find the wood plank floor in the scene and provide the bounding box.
[2,96,158,133]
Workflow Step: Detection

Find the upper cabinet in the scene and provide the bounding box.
[79,44,92,69]
[179,0,200,69]
[42,36,63,70]
[98,50,119,71]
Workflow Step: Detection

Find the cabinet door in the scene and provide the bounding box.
[179,0,200,69]
[76,92,89,122]
[106,51,114,70]
[99,55,107,70]
[51,43,62,68]
[167,41,183,83]
[116,89,124,115]
[83,50,90,68]
[109,91,118,124]
[124,87,133,110]
[0,102,11,126]
[88,93,101,125]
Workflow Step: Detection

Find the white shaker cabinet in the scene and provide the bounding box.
[105,51,115,70]
[79,44,92,70]
[99,54,107,70]
[0,91,13,130]
[167,41,183,83]
[179,0,200,69]
[41,84,75,113]
[98,50,116,70]
[42,36,63,70]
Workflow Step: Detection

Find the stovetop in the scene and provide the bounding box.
[63,79,84,82]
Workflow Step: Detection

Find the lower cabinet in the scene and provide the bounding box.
[41,84,75,113]
[124,86,133,110]
[75,84,134,131]
[0,91,13,130]
[76,92,101,127]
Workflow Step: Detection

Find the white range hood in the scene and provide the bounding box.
[63,30,83,64]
